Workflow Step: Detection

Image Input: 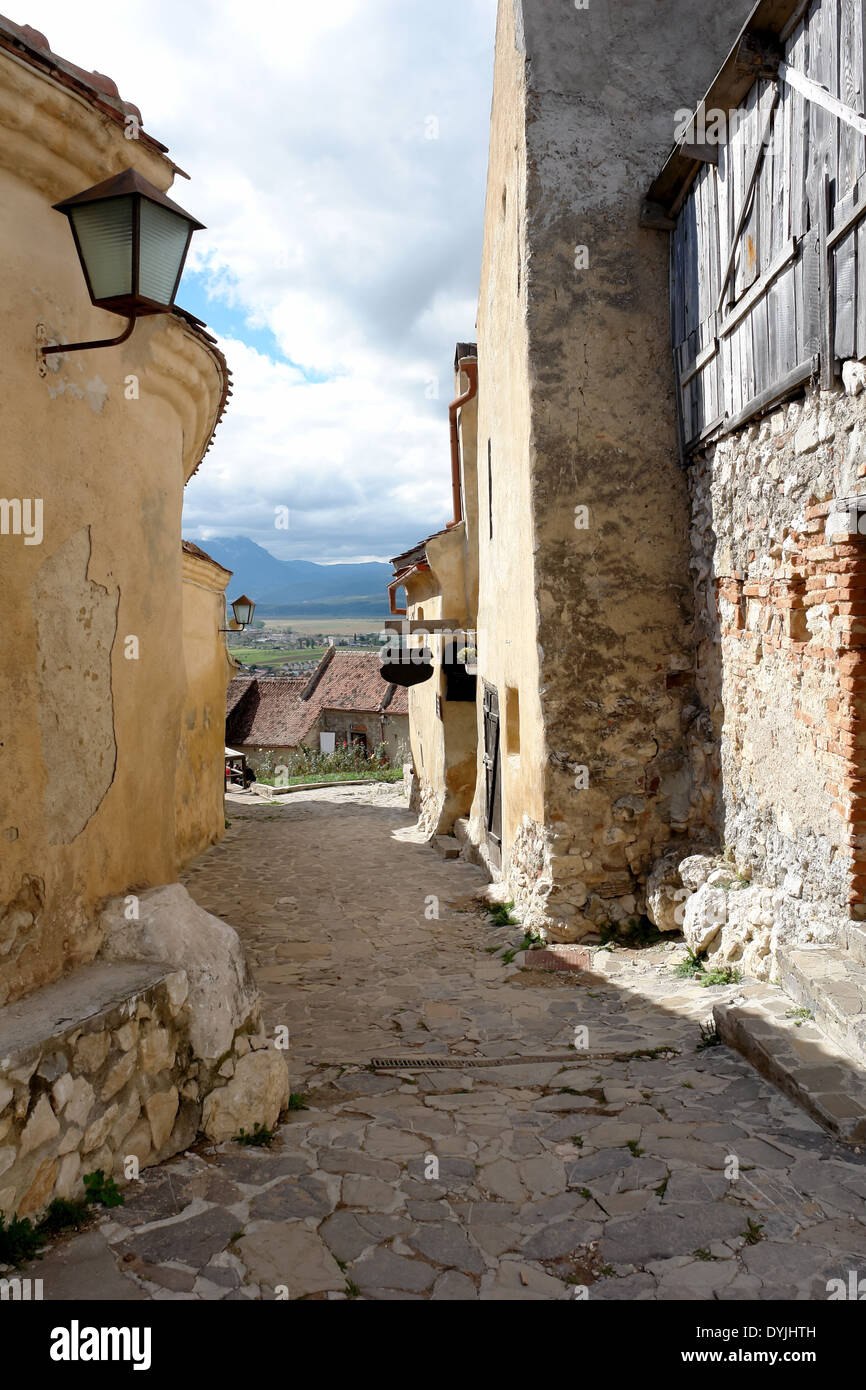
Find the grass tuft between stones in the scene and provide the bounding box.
[0,1172,123,1269]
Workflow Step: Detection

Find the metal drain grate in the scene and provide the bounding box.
[364,1049,677,1070]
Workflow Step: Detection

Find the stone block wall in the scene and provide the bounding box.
[0,967,283,1219]
[0,882,290,1222]
[686,374,866,965]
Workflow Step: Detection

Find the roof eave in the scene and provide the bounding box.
[645,0,807,217]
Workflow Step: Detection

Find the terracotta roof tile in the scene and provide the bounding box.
[225,650,406,748]
[383,683,409,715]
[225,676,308,746]
[182,538,232,574]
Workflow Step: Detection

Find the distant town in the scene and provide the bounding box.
[225,622,383,678]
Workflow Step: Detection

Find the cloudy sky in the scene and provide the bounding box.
[28,0,498,561]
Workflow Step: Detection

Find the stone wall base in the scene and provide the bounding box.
[0,885,288,1220]
[647,847,849,981]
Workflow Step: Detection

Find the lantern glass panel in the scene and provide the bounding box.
[232,598,255,626]
[69,196,134,300]
[138,199,190,305]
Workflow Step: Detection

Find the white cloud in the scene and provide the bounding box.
[29,0,497,560]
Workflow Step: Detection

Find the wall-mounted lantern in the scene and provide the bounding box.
[221,595,257,633]
[40,167,204,357]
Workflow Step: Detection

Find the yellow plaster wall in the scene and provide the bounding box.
[0,50,226,1005]
[468,0,544,868]
[176,552,236,867]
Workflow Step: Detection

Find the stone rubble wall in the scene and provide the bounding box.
[509,814,652,944]
[0,883,290,1221]
[414,777,445,840]
[680,370,866,970]
[0,971,285,1219]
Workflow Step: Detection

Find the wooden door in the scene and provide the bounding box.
[482,682,502,866]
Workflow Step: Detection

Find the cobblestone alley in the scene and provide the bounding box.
[29,786,866,1301]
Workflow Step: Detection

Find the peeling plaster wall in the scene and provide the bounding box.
[31,527,118,845]
[466,0,751,938]
[0,54,227,1006]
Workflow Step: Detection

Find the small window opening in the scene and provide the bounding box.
[505,686,520,757]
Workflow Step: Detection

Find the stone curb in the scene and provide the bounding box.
[254,779,397,797]
[714,989,866,1145]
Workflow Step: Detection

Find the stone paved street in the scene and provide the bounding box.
[29,786,866,1300]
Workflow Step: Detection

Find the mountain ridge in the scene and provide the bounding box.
[188,535,392,617]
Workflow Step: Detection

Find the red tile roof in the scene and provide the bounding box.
[225,676,309,747]
[182,538,232,575]
[225,650,407,748]
[384,683,408,715]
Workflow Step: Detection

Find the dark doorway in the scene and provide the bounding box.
[482,681,502,866]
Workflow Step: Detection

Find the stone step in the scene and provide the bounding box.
[842,922,866,968]
[433,835,460,860]
[777,945,866,1066]
[453,818,471,848]
[714,984,866,1145]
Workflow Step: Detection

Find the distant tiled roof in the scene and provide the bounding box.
[225,676,308,747]
[390,528,453,569]
[225,650,407,748]
[383,683,408,715]
[226,675,255,720]
[182,538,231,574]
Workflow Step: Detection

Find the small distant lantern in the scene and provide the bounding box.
[230,595,256,629]
[41,167,204,357]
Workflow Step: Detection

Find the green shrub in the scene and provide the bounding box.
[0,1214,44,1268]
[38,1198,94,1237]
[256,742,399,787]
[83,1170,124,1209]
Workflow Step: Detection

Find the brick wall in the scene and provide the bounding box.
[688,376,866,959]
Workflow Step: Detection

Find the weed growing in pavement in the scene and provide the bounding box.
[673,951,740,987]
[697,1020,722,1050]
[785,1006,814,1026]
[699,965,741,987]
[673,950,706,979]
[235,1122,275,1147]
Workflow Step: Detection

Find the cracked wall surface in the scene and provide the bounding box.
[31,528,118,845]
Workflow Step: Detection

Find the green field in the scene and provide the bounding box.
[259,618,386,637]
[230,645,328,669]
